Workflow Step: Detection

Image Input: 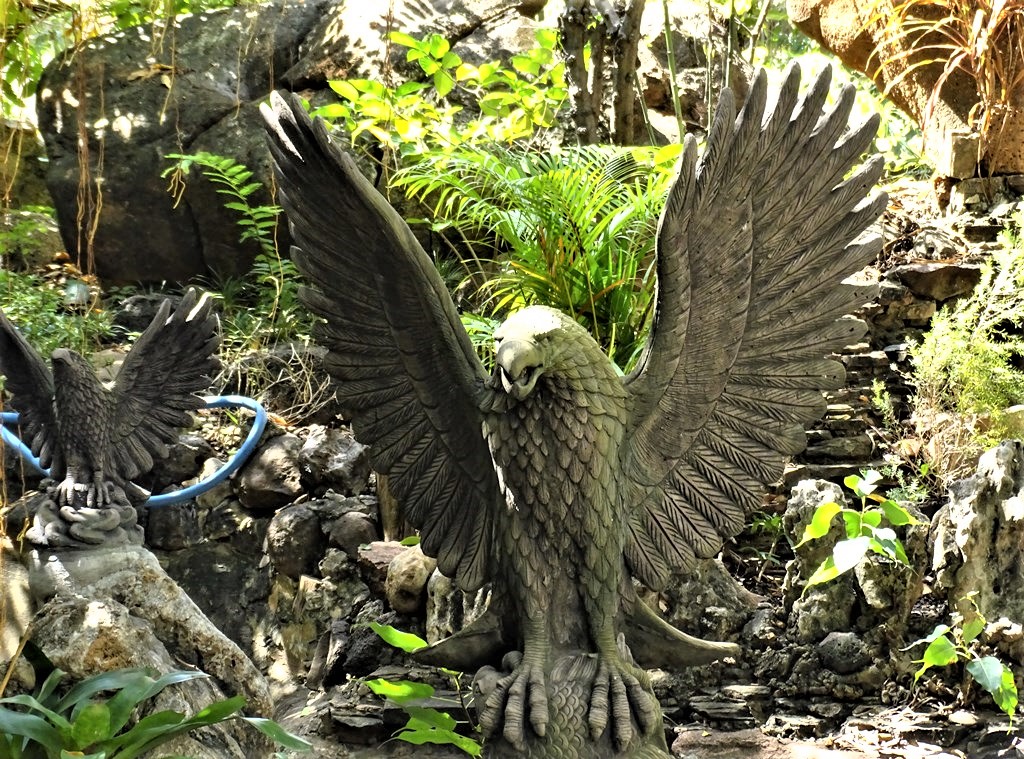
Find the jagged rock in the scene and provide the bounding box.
[672,725,874,758]
[237,433,303,512]
[327,511,379,559]
[193,456,234,510]
[817,631,871,675]
[299,425,371,496]
[662,558,761,640]
[28,592,271,759]
[426,569,490,643]
[266,503,327,579]
[24,544,271,716]
[385,545,437,614]
[144,501,203,550]
[144,432,215,494]
[890,262,982,303]
[157,539,271,658]
[933,441,1024,636]
[357,540,408,596]
[341,601,414,677]
[803,434,875,463]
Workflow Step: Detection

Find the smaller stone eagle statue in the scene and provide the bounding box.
[0,288,220,510]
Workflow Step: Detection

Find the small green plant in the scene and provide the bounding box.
[796,470,920,590]
[907,594,1018,722]
[0,270,112,356]
[0,666,310,758]
[314,29,567,159]
[395,143,682,370]
[162,151,310,347]
[366,622,481,757]
[910,213,1024,481]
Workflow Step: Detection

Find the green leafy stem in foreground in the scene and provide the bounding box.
[366,621,482,757]
[907,594,1019,723]
[0,666,310,759]
[796,470,920,590]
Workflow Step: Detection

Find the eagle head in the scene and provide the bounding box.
[494,306,600,400]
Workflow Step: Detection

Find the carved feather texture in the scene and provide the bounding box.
[623,62,886,590]
[264,92,500,591]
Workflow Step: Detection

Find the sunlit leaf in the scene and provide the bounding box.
[368,621,428,653]
[795,501,842,547]
[364,679,435,704]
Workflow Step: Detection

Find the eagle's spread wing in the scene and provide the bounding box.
[0,309,58,470]
[108,288,220,483]
[623,64,887,589]
[263,92,500,591]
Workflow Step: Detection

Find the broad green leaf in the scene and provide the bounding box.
[369,621,428,653]
[397,726,482,756]
[327,80,359,101]
[962,615,985,644]
[795,501,842,547]
[914,634,959,682]
[0,708,66,755]
[364,679,435,704]
[881,499,918,526]
[240,717,313,750]
[427,34,450,58]
[70,701,112,749]
[434,70,455,98]
[399,535,421,546]
[833,535,871,573]
[967,656,1018,719]
[0,694,73,730]
[404,706,457,731]
[804,556,840,588]
[389,31,420,49]
[861,510,883,529]
[842,510,862,539]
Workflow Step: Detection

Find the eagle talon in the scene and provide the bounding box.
[480,653,548,749]
[588,656,658,750]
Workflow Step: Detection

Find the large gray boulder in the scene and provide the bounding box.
[36,0,329,284]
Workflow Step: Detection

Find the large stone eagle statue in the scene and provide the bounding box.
[264,62,885,758]
[0,289,219,544]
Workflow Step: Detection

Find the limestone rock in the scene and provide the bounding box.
[817,631,871,675]
[661,558,761,641]
[194,456,234,510]
[237,433,303,512]
[890,262,982,303]
[266,503,327,579]
[299,425,371,496]
[357,540,408,595]
[385,545,437,614]
[933,441,1024,632]
[426,569,491,644]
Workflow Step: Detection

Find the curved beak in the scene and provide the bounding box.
[496,338,544,400]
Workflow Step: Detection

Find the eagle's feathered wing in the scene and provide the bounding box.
[263,93,501,592]
[622,63,887,589]
[0,309,58,471]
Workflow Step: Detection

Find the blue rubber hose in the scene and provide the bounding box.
[0,394,267,507]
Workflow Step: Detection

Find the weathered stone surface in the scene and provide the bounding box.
[0,122,51,208]
[145,501,203,550]
[662,558,761,641]
[672,725,874,758]
[817,631,871,675]
[237,433,303,511]
[299,425,371,496]
[29,593,268,759]
[194,456,234,510]
[328,510,379,558]
[933,441,1024,637]
[890,262,982,303]
[385,545,437,614]
[266,503,327,579]
[426,569,490,644]
[144,432,215,494]
[25,544,271,717]
[357,540,408,596]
